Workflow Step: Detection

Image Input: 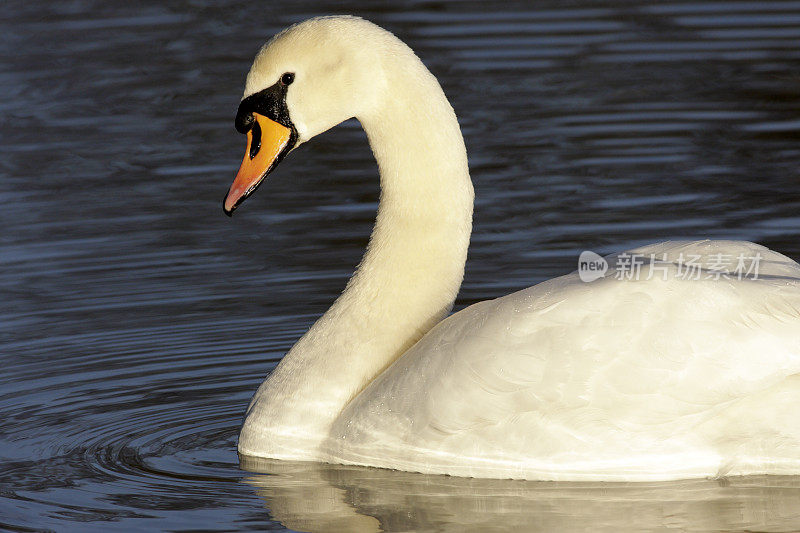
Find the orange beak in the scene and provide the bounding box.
[224,112,292,216]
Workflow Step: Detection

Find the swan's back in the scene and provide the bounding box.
[325,240,800,480]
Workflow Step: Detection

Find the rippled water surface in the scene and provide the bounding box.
[3,0,800,531]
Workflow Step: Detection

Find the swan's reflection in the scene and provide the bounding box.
[241,455,800,532]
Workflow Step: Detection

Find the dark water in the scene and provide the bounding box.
[3,0,800,530]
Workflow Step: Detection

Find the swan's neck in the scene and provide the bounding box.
[239,54,473,459]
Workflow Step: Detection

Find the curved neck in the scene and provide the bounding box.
[239,53,473,459]
[345,59,474,348]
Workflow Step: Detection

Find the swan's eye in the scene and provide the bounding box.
[281,72,295,86]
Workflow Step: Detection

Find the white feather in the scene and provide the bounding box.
[236,17,800,481]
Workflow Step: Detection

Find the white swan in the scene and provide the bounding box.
[225,16,800,481]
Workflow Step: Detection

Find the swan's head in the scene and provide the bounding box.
[223,16,391,215]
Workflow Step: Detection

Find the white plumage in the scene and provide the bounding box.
[235,16,800,480]
[327,241,800,480]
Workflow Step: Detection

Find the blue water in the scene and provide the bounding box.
[2,0,800,530]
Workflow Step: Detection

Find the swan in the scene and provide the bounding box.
[224,16,800,481]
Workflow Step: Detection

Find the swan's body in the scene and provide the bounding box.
[228,16,800,481]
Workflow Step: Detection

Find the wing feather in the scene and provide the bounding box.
[325,241,800,479]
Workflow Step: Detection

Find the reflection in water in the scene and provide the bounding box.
[242,456,800,532]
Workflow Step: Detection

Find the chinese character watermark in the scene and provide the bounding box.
[578,251,761,282]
